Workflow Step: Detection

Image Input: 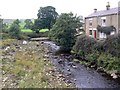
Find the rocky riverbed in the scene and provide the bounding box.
[43,41,120,88]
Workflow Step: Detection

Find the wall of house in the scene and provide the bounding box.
[85,17,101,39]
[110,15,118,32]
[85,14,119,39]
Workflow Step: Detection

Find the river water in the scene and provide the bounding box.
[43,41,120,88]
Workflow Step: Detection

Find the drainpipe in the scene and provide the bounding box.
[84,17,86,35]
[118,1,120,34]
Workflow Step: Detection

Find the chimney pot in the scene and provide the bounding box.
[94,8,97,13]
[106,2,110,10]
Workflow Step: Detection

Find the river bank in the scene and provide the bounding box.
[43,41,120,88]
[1,39,74,88]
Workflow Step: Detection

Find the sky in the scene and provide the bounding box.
[0,0,120,19]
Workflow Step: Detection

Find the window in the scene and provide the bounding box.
[103,19,106,23]
[89,20,92,27]
[102,19,106,26]
[101,17,106,26]
[89,30,92,35]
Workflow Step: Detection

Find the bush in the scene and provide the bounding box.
[72,35,99,58]
[103,33,120,58]
[22,31,49,38]
[97,53,120,73]
[9,23,21,39]
[72,33,120,76]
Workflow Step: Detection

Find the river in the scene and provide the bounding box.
[43,41,120,88]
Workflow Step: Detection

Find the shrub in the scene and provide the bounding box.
[21,31,49,38]
[9,23,21,39]
[72,35,99,58]
[103,33,120,58]
[97,53,120,73]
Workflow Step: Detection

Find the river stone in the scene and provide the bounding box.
[66,80,72,83]
[40,41,44,44]
[53,56,58,59]
[5,46,10,51]
[67,69,70,71]
[59,74,64,78]
[68,62,74,66]
[73,59,80,63]
[72,65,77,69]
[74,79,77,81]
[111,73,118,79]
[58,59,64,64]
[44,54,49,58]
[43,59,47,61]
[22,41,27,45]
[67,72,72,76]
[3,77,8,82]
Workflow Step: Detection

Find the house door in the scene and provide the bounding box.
[94,30,97,39]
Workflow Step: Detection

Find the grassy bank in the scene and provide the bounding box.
[1,39,74,88]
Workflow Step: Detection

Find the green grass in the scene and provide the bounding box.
[21,29,49,33]
[19,23,25,29]
[39,29,49,32]
[21,29,33,32]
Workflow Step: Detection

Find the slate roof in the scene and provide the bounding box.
[85,7,120,18]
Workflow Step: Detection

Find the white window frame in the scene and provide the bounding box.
[101,17,106,26]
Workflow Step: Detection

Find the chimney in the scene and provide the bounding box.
[94,8,97,13]
[106,2,110,10]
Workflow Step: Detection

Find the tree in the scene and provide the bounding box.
[0,18,3,33]
[9,19,21,39]
[24,19,33,29]
[49,13,81,52]
[37,6,58,30]
[2,23,9,33]
[13,19,20,25]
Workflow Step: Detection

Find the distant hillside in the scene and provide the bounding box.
[3,19,15,24]
[3,19,35,24]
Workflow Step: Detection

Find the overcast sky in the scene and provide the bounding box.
[0,0,120,19]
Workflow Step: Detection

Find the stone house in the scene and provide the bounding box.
[85,2,120,39]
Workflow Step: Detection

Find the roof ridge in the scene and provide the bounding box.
[86,7,119,18]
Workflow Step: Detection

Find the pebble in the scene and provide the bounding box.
[111,73,118,79]
[58,59,63,64]
[59,74,64,78]
[72,65,77,69]
[44,54,49,58]
[5,46,10,51]
[3,77,8,82]
[67,72,72,76]
[22,41,27,45]
[40,41,44,44]
[74,79,77,81]
[66,80,71,83]
[67,69,70,71]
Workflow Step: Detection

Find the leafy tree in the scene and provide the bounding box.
[2,23,9,33]
[0,18,3,33]
[24,19,33,29]
[49,13,81,51]
[37,6,58,30]
[0,18,9,33]
[9,19,21,39]
[13,19,20,25]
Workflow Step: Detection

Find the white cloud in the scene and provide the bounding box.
[0,0,119,19]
